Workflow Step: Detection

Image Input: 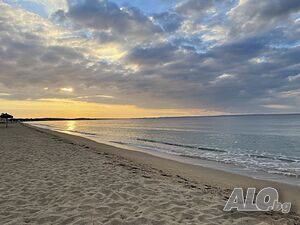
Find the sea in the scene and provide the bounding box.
[29,114,300,186]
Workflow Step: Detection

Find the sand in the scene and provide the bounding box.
[0,123,299,225]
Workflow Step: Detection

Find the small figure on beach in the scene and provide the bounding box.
[0,113,13,128]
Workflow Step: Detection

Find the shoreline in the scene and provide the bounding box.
[28,122,300,187]
[25,123,300,214]
[85,138,300,187]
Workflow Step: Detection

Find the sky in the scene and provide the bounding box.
[0,0,300,118]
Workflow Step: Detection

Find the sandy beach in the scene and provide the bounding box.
[0,123,299,225]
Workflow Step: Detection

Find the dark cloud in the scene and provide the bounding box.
[125,43,179,66]
[208,36,268,63]
[53,0,163,42]
[229,0,300,37]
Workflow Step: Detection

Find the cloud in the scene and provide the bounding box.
[229,0,300,38]
[53,0,163,43]
[263,104,294,109]
[1,0,300,115]
[175,0,215,18]
[288,74,300,82]
[153,11,183,33]
[125,43,180,66]
[3,0,67,17]
[0,3,121,99]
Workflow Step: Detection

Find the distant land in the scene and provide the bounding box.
[14,113,300,122]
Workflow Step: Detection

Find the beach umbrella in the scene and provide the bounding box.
[1,113,13,128]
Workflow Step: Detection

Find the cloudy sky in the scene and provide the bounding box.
[0,0,300,118]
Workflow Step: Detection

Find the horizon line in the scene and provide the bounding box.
[15,112,300,121]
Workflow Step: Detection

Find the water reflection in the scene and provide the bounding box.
[66,121,76,131]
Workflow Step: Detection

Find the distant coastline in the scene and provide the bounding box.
[17,112,300,122]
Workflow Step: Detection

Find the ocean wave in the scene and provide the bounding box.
[249,154,299,163]
[267,170,299,178]
[137,138,299,164]
[177,154,209,161]
[137,138,226,153]
[62,130,97,136]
